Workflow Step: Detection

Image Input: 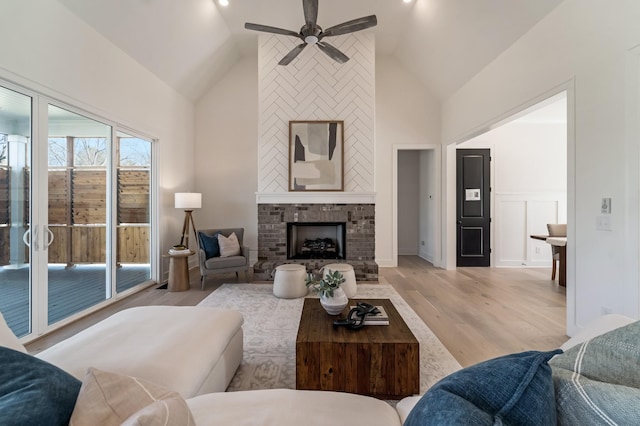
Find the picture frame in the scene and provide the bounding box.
[289,120,344,191]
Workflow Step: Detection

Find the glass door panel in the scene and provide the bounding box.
[115,131,152,292]
[0,86,32,337]
[47,105,111,325]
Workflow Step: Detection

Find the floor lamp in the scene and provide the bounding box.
[175,192,201,249]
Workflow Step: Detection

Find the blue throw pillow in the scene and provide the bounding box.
[405,349,562,426]
[199,231,220,259]
[0,346,81,426]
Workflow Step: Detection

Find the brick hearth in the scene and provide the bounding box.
[254,203,378,281]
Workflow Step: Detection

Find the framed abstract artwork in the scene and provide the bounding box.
[289,120,344,191]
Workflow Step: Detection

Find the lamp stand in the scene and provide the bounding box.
[179,210,198,249]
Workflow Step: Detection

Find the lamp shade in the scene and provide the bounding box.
[175,192,201,209]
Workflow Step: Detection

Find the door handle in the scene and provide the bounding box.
[22,229,30,247]
[46,227,54,247]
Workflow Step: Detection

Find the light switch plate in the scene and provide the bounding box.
[601,198,611,214]
[596,215,612,231]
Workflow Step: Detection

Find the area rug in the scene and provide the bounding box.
[198,283,461,396]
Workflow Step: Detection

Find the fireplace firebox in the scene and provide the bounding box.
[287,222,346,260]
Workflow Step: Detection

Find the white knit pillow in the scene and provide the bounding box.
[70,367,194,426]
[217,232,241,257]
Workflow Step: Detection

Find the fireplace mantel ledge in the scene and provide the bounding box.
[256,192,376,204]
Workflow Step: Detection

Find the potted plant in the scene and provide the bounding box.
[306,269,348,315]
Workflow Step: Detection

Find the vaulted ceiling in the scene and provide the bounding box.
[57,0,564,102]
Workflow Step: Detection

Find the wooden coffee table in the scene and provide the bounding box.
[296,298,419,399]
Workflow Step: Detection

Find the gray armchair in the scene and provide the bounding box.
[197,228,251,290]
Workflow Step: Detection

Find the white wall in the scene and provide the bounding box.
[0,0,195,282]
[397,151,420,255]
[376,56,441,266]
[194,56,259,260]
[441,0,640,333]
[257,33,375,193]
[419,150,437,262]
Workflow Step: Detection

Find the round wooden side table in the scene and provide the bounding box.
[166,250,194,292]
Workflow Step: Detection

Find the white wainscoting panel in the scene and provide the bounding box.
[257,33,375,193]
[494,193,566,267]
[498,200,527,263]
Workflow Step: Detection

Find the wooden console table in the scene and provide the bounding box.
[296,298,419,399]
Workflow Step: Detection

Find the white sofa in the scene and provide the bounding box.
[0,306,402,425]
[2,306,635,425]
[36,306,244,399]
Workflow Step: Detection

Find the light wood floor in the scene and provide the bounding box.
[26,256,567,367]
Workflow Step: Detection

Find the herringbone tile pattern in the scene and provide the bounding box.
[258,33,375,192]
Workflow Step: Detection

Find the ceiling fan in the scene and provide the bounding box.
[244,0,377,66]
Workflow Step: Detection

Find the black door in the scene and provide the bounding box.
[456,149,491,266]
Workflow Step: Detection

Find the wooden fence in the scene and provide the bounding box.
[0,167,150,266]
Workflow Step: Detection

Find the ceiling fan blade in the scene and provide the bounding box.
[316,41,349,64]
[279,43,308,66]
[303,0,319,27]
[244,22,301,39]
[321,15,378,38]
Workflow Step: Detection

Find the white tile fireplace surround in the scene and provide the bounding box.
[254,199,378,281]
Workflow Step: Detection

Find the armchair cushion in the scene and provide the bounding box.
[199,231,221,259]
[218,232,241,257]
[204,255,247,270]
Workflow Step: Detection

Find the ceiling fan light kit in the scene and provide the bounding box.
[244,0,377,66]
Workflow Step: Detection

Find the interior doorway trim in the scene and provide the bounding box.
[392,144,442,268]
[443,80,576,334]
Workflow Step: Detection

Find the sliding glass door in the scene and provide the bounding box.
[0,85,32,337]
[0,82,156,340]
[47,105,112,324]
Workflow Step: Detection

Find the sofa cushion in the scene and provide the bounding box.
[70,367,194,426]
[404,350,561,426]
[218,231,241,257]
[0,312,27,353]
[187,388,402,426]
[0,346,81,426]
[550,320,640,424]
[199,231,221,259]
[37,306,244,398]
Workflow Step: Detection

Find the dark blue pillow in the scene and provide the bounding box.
[405,349,562,426]
[0,346,81,426]
[199,231,220,259]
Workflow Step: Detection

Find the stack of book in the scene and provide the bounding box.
[168,248,191,255]
[350,305,389,326]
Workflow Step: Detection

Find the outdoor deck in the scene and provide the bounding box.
[0,264,151,337]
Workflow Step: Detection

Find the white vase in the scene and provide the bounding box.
[320,288,349,315]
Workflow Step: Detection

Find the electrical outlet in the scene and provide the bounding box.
[601,306,613,315]
[421,241,425,246]
[535,247,540,254]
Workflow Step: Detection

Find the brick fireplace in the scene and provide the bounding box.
[254,203,378,281]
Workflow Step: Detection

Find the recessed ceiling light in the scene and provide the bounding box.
[403,0,412,3]
[219,0,229,6]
